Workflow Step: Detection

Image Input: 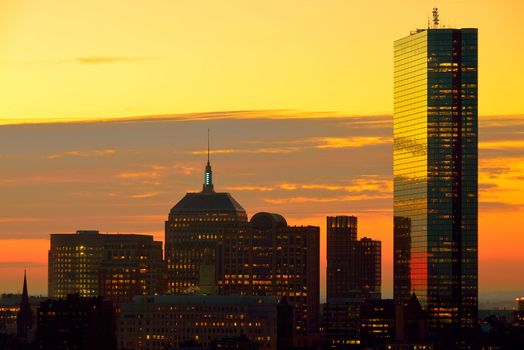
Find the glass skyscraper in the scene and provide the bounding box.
[393,22,478,347]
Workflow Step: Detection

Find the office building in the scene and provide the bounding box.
[360,299,396,350]
[217,212,320,346]
[36,294,116,350]
[321,299,362,349]
[165,154,320,344]
[323,216,381,348]
[117,295,286,350]
[393,8,478,346]
[48,230,165,303]
[327,216,381,300]
[165,155,248,294]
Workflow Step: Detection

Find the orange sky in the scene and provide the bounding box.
[1,1,524,303]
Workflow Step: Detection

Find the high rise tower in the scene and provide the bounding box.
[393,10,478,348]
[165,148,248,294]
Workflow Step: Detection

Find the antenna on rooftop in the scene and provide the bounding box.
[432,7,439,28]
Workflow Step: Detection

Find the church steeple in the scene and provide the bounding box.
[17,270,33,340]
[203,129,214,193]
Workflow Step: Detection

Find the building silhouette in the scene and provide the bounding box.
[165,155,321,345]
[393,8,478,348]
[48,230,165,303]
[16,271,33,342]
[326,216,381,300]
[36,294,116,350]
[360,299,396,350]
[323,216,381,348]
[165,154,248,294]
[117,295,284,350]
[217,212,320,346]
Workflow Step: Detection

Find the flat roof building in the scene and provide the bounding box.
[117,295,287,350]
[48,230,165,303]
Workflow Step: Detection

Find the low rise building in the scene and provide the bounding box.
[117,295,290,350]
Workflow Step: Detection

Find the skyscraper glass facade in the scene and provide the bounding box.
[393,27,478,342]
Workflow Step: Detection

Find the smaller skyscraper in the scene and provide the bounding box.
[323,216,382,348]
[326,216,381,300]
[48,230,165,303]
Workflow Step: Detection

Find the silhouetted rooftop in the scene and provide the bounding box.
[250,212,287,229]
[169,191,247,217]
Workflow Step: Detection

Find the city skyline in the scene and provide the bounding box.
[1,112,523,302]
[2,2,524,349]
[1,2,523,308]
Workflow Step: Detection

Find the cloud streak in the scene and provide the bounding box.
[192,147,299,155]
[76,56,150,64]
[310,136,392,149]
[45,149,116,160]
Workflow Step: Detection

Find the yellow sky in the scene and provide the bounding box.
[1,0,523,123]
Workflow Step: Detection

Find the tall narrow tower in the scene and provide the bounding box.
[17,270,33,340]
[393,10,478,348]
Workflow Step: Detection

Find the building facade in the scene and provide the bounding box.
[48,230,165,303]
[217,212,321,345]
[393,12,478,347]
[117,295,284,350]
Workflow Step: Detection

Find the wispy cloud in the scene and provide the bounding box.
[223,186,275,192]
[479,140,524,150]
[0,217,46,223]
[172,164,197,175]
[310,136,392,149]
[45,149,116,160]
[117,171,160,179]
[479,157,524,208]
[264,193,392,204]
[76,56,150,65]
[129,192,160,199]
[225,176,392,195]
[192,147,298,155]
[480,115,524,128]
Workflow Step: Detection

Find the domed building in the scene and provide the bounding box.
[165,157,248,294]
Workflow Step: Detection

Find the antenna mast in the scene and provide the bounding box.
[432,7,439,28]
[207,128,210,163]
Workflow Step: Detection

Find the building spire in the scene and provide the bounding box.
[17,269,33,339]
[203,129,214,193]
[22,270,29,304]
